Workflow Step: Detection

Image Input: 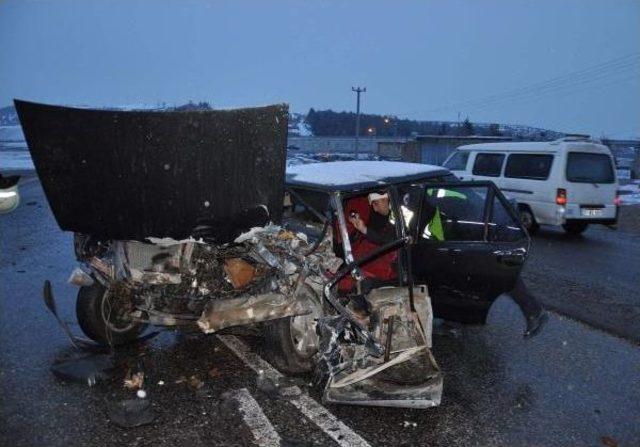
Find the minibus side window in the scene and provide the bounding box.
[443,152,469,171]
[472,153,505,177]
[505,154,554,180]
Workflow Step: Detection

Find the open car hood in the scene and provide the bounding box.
[15,100,288,242]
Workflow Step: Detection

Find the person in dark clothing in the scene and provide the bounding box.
[348,191,395,245]
[509,277,548,338]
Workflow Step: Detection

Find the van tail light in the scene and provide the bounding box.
[556,188,567,205]
[614,195,621,206]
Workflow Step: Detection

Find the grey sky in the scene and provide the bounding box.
[1,0,639,138]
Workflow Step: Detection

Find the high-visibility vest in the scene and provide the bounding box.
[424,188,468,241]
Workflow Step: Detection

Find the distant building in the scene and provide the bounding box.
[602,138,640,179]
[378,135,513,165]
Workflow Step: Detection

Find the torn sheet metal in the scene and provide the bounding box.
[319,286,443,409]
[197,292,314,333]
[15,99,288,242]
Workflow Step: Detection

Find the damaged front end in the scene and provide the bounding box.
[19,100,444,410]
[72,224,339,336]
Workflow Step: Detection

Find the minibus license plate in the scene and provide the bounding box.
[581,208,603,217]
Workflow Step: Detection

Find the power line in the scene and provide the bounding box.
[401,52,640,117]
[459,69,639,114]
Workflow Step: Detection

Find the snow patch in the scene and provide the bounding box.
[286,161,445,186]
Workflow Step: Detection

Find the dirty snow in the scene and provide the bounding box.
[618,182,640,205]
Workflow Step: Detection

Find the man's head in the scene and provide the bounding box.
[368,191,390,216]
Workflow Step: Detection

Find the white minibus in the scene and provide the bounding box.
[443,138,619,234]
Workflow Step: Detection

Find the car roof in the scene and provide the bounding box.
[457,140,610,154]
[285,161,450,192]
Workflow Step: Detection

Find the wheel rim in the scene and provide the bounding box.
[100,289,136,333]
[289,312,320,358]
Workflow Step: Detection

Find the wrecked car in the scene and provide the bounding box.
[16,100,530,409]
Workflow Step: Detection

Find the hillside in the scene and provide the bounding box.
[1,104,566,141]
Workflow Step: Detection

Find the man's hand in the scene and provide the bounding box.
[348,213,367,235]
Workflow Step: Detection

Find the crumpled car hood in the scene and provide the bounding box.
[14,100,288,242]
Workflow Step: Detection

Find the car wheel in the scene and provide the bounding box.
[76,282,145,346]
[264,286,322,374]
[519,206,539,235]
[562,221,588,235]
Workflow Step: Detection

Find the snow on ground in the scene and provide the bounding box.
[618,182,640,205]
[0,150,34,171]
[0,126,25,142]
[296,120,313,136]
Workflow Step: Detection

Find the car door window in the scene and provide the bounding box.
[472,153,505,177]
[417,183,526,243]
[420,185,488,241]
[488,194,526,242]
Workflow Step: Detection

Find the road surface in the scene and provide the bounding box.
[1,178,639,446]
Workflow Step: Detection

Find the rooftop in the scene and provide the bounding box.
[285,161,449,192]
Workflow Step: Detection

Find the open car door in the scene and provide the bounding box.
[404,181,529,323]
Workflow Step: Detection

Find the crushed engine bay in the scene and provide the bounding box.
[76,224,343,331]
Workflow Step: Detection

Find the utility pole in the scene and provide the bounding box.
[352,86,366,159]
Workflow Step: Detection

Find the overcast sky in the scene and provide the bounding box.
[1,0,639,138]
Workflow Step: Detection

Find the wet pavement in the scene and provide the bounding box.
[1,179,639,446]
[523,219,640,343]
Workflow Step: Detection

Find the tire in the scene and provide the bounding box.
[76,282,145,346]
[518,206,539,235]
[264,286,322,374]
[562,221,588,235]
[264,316,319,374]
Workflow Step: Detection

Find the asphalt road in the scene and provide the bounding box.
[522,214,640,343]
[1,179,639,446]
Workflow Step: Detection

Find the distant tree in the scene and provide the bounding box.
[461,117,474,136]
[488,123,501,136]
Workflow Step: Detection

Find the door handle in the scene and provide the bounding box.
[496,252,525,266]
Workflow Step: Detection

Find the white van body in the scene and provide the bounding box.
[443,138,619,233]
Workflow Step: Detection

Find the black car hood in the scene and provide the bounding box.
[15,100,288,242]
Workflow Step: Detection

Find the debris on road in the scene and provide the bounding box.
[188,375,205,390]
[123,370,144,390]
[107,399,156,428]
[50,354,114,386]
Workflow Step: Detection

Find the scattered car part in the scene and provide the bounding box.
[43,280,95,350]
[107,399,156,428]
[50,353,114,386]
